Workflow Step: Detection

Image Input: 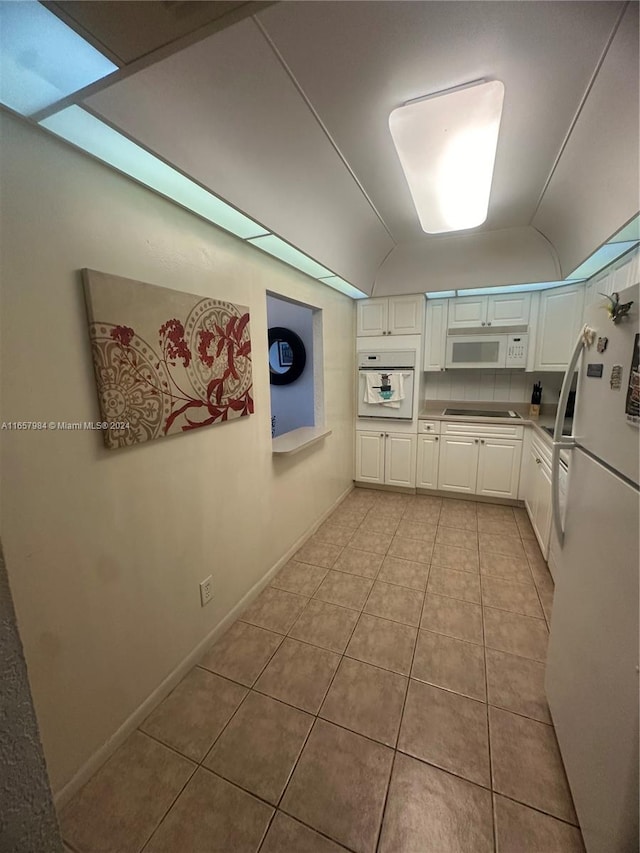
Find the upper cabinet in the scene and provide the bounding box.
[423,299,448,371]
[447,293,531,329]
[533,284,585,371]
[356,295,424,336]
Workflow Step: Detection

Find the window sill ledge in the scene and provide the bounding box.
[272,426,332,456]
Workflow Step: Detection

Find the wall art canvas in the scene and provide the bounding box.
[82,269,253,450]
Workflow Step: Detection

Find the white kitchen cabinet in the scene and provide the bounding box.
[416,434,440,489]
[423,299,448,371]
[355,430,416,487]
[436,422,523,498]
[447,293,530,330]
[486,293,531,326]
[534,284,585,371]
[356,295,423,337]
[476,438,523,499]
[524,436,553,558]
[447,296,487,329]
[437,435,480,494]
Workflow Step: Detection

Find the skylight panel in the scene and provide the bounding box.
[0,1,118,116]
[389,80,504,234]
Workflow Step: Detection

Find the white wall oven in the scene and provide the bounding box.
[357,350,415,420]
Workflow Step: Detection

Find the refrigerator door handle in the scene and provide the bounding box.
[551,325,597,545]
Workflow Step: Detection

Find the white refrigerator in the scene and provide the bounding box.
[546,282,639,853]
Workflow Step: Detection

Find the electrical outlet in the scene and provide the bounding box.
[199,576,213,606]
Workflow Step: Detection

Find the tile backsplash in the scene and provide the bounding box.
[424,370,564,404]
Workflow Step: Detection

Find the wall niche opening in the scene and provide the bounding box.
[266,293,323,439]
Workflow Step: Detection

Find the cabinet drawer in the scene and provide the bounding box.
[531,435,552,469]
[442,421,524,440]
[419,420,441,434]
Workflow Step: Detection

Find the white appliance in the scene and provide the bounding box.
[546,282,639,853]
[445,331,528,368]
[357,350,415,420]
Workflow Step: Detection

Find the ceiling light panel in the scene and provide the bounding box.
[390,80,504,234]
[39,106,268,239]
[247,235,333,279]
[568,241,638,280]
[0,1,118,116]
[318,276,368,299]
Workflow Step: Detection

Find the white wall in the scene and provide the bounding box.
[266,295,315,437]
[0,112,355,796]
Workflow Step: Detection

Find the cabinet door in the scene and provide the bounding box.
[486,293,531,327]
[356,299,388,337]
[523,446,538,520]
[532,460,552,559]
[447,296,487,328]
[355,431,385,483]
[534,284,585,371]
[385,433,417,488]
[416,434,439,489]
[388,295,423,335]
[424,299,448,371]
[437,436,479,493]
[476,438,522,499]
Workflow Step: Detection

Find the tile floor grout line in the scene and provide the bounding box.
[138,757,199,853]
[266,583,370,853]
[494,790,582,828]
[480,565,499,853]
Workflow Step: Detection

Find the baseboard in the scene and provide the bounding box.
[415,488,524,507]
[53,482,354,810]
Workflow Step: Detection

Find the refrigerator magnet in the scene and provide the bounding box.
[610,365,622,389]
[625,333,639,427]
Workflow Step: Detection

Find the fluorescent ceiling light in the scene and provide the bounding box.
[0,1,118,116]
[390,80,504,234]
[458,281,579,297]
[318,276,368,299]
[40,107,268,239]
[567,241,638,281]
[609,214,639,243]
[247,235,332,279]
[425,290,456,299]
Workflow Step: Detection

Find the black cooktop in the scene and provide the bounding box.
[443,408,521,419]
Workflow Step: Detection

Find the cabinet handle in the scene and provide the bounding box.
[435,436,439,442]
[487,321,492,326]
[380,433,384,437]
[474,438,479,444]
[481,321,486,326]
[536,457,541,464]
[480,439,485,444]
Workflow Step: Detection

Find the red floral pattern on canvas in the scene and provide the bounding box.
[86,286,253,449]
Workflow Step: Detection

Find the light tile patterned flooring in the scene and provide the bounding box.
[60,490,585,853]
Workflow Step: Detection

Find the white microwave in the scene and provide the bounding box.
[445,333,528,369]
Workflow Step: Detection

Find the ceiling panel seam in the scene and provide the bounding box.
[529,0,629,224]
[252,14,396,246]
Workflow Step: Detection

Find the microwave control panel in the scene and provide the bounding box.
[505,334,528,368]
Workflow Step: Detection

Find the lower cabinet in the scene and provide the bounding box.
[416,434,440,489]
[437,430,522,499]
[355,431,417,488]
[523,438,553,558]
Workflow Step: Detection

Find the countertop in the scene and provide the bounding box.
[418,401,565,445]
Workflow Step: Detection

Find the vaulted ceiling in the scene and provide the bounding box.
[47,0,639,295]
